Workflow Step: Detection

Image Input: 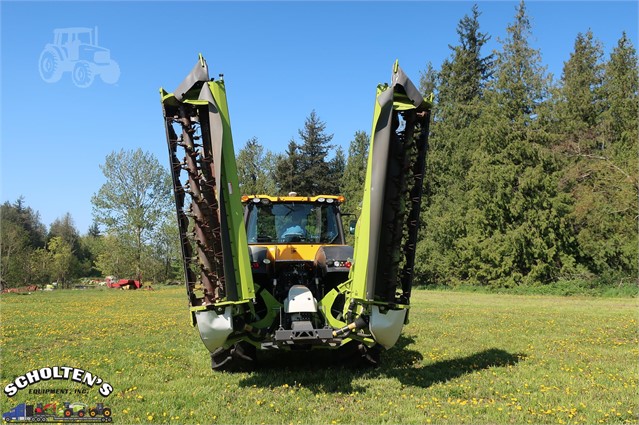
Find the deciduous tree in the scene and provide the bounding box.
[91,149,172,280]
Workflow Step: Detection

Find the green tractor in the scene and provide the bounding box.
[60,402,87,417]
[160,56,432,370]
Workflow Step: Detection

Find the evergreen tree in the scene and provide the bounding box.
[419,62,438,99]
[492,0,549,127]
[328,147,346,194]
[414,4,494,284]
[296,110,334,195]
[602,32,639,149]
[1,197,47,249]
[0,198,48,286]
[48,213,81,254]
[555,30,605,151]
[275,111,336,196]
[274,139,299,195]
[339,131,369,244]
[87,222,101,238]
[438,3,493,125]
[428,3,494,191]
[340,131,369,214]
[236,137,278,195]
[455,0,576,287]
[560,32,639,278]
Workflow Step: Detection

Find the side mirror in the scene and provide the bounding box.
[348,220,357,235]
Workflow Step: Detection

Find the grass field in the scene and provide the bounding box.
[1,287,636,424]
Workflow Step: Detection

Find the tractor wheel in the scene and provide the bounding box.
[89,409,97,417]
[210,342,257,372]
[77,410,85,418]
[72,61,94,88]
[100,61,120,84]
[103,408,111,417]
[38,46,63,83]
[64,409,72,417]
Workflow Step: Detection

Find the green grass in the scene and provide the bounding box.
[1,287,637,424]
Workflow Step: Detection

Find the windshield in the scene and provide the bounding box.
[246,203,342,244]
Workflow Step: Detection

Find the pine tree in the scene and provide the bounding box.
[274,139,299,195]
[48,213,81,254]
[296,110,334,195]
[275,111,336,196]
[414,4,494,284]
[438,3,493,126]
[556,30,605,151]
[456,0,576,287]
[340,131,369,214]
[328,147,346,194]
[236,137,277,195]
[562,33,639,278]
[602,32,639,149]
[0,199,49,286]
[419,62,437,99]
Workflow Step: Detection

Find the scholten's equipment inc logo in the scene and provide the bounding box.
[2,401,113,423]
[38,26,120,88]
[3,366,113,397]
[3,367,114,422]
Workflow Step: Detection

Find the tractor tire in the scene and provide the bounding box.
[38,47,63,83]
[103,408,111,417]
[72,61,95,88]
[77,410,85,418]
[89,409,97,417]
[100,61,120,84]
[210,342,257,372]
[64,409,72,417]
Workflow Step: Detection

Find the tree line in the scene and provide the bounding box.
[2,1,636,289]
[238,1,638,288]
[1,150,181,288]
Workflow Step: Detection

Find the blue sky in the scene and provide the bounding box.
[1,1,637,234]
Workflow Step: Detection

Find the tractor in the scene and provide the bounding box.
[38,27,120,88]
[89,403,112,418]
[160,56,432,370]
[60,401,87,417]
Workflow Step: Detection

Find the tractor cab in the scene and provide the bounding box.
[243,193,346,245]
[242,194,353,304]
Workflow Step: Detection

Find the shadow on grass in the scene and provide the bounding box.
[238,336,525,394]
